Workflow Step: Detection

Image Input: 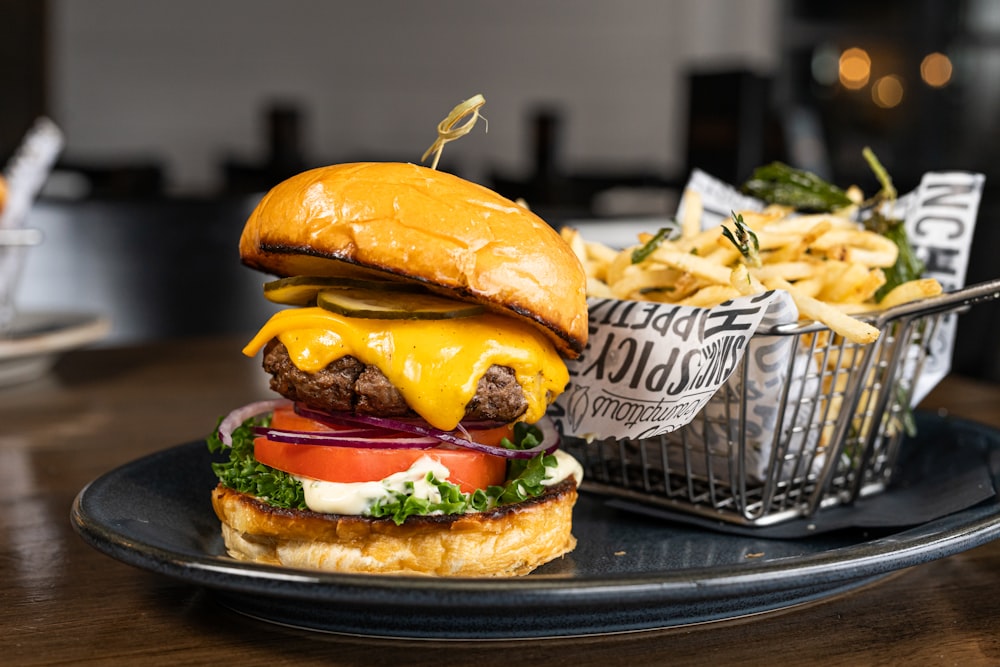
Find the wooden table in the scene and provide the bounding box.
[4,336,1000,665]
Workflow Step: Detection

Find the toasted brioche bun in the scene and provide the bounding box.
[211,480,577,577]
[238,162,588,358]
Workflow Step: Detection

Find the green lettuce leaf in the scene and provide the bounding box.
[206,415,306,510]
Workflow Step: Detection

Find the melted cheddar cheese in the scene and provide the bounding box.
[243,307,568,431]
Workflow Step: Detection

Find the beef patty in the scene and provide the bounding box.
[262,339,529,423]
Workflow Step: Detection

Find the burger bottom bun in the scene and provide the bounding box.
[211,481,577,577]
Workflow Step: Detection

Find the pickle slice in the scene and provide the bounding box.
[263,276,424,306]
[316,288,485,319]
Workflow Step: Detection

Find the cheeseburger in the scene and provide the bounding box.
[208,162,588,576]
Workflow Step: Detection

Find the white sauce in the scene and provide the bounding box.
[295,450,584,516]
[543,449,585,488]
[297,455,450,515]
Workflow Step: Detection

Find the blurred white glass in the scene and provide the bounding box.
[0,228,43,336]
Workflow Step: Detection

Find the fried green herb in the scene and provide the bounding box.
[631,222,680,264]
[721,212,761,268]
[863,146,896,200]
[741,162,854,212]
[742,149,923,302]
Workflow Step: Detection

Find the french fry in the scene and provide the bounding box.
[678,284,741,307]
[818,263,884,303]
[560,227,587,265]
[763,277,880,344]
[877,278,943,309]
[843,268,886,304]
[649,248,740,286]
[606,244,639,287]
[703,243,743,267]
[611,265,680,300]
[787,276,824,298]
[758,213,853,233]
[585,240,619,266]
[764,219,833,263]
[751,260,823,282]
[729,264,756,296]
[810,229,899,267]
[586,276,615,298]
[738,208,791,228]
[679,189,702,240]
[832,302,880,315]
[678,225,725,255]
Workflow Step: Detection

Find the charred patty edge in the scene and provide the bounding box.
[261,339,530,423]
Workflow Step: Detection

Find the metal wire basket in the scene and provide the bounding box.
[562,279,1000,527]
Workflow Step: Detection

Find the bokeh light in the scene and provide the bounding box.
[839,47,871,89]
[811,43,841,86]
[872,74,905,108]
[920,52,953,87]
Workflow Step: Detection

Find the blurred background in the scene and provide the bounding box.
[2,0,999,378]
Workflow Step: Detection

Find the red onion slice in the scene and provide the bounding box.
[251,426,439,449]
[296,405,560,459]
[219,399,561,457]
[217,398,292,446]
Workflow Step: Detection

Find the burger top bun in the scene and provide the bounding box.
[239,162,588,358]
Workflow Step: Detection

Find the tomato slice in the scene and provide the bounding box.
[254,406,508,493]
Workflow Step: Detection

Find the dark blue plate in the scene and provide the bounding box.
[71,413,1000,639]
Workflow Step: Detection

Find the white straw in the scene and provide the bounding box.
[0,117,65,229]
